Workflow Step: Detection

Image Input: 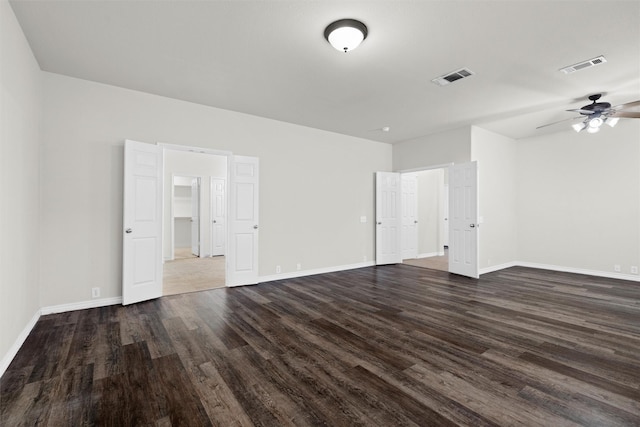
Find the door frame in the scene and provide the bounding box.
[169,173,203,261]
[394,163,476,275]
[159,143,232,286]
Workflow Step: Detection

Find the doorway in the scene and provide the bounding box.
[400,168,449,272]
[123,140,260,305]
[162,149,228,296]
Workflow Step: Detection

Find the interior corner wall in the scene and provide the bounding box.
[392,126,471,171]
[0,0,42,373]
[162,150,227,260]
[470,126,518,271]
[516,120,640,276]
[39,72,392,307]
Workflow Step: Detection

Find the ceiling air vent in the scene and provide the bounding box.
[559,55,607,74]
[431,68,475,86]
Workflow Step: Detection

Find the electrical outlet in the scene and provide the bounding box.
[296,263,301,271]
[614,264,621,272]
[631,266,639,275]
[276,265,281,274]
[92,287,100,298]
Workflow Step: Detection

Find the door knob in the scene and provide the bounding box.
[213,220,217,223]
[253,225,259,229]
[470,224,475,228]
[377,222,382,225]
[414,220,418,224]
[125,228,132,234]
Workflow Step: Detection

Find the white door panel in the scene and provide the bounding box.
[227,156,259,286]
[191,178,200,257]
[123,140,163,305]
[401,175,418,260]
[376,172,402,265]
[448,162,479,278]
[211,178,226,256]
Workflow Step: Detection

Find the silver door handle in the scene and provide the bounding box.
[125,228,132,234]
[377,222,382,225]
[470,224,476,228]
[253,225,258,229]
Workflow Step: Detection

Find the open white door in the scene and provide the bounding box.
[448,161,479,278]
[122,140,163,305]
[376,172,402,265]
[191,178,200,257]
[401,174,418,260]
[210,178,226,256]
[227,156,259,286]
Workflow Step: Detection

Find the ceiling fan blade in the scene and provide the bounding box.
[611,100,640,110]
[609,111,640,118]
[566,108,593,114]
[536,116,583,129]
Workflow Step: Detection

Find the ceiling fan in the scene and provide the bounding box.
[537,94,640,133]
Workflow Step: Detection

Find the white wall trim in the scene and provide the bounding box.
[0,309,41,378]
[257,261,376,285]
[396,162,454,174]
[513,261,640,282]
[158,142,232,157]
[40,297,123,315]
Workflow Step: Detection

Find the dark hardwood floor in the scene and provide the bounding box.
[2,265,640,426]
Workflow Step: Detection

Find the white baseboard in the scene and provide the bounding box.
[0,308,41,378]
[40,296,123,315]
[416,252,444,259]
[259,261,376,284]
[1,297,123,378]
[514,261,640,282]
[479,261,518,275]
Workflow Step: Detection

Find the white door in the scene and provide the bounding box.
[401,175,418,260]
[122,140,163,305]
[191,178,200,257]
[376,172,402,265]
[227,156,259,286]
[443,184,449,247]
[210,177,226,256]
[448,161,479,278]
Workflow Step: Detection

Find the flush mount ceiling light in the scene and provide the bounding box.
[324,19,368,53]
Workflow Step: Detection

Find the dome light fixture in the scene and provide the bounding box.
[324,19,368,53]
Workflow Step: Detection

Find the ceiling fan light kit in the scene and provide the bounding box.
[324,19,368,53]
[539,93,640,133]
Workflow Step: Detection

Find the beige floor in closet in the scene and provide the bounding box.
[163,248,226,296]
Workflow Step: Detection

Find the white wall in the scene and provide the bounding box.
[471,126,518,270]
[39,72,392,307]
[393,127,471,171]
[163,150,227,259]
[0,0,42,372]
[517,121,640,276]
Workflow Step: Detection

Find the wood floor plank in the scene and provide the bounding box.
[2,265,640,425]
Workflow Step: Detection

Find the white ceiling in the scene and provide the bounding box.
[9,0,640,144]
